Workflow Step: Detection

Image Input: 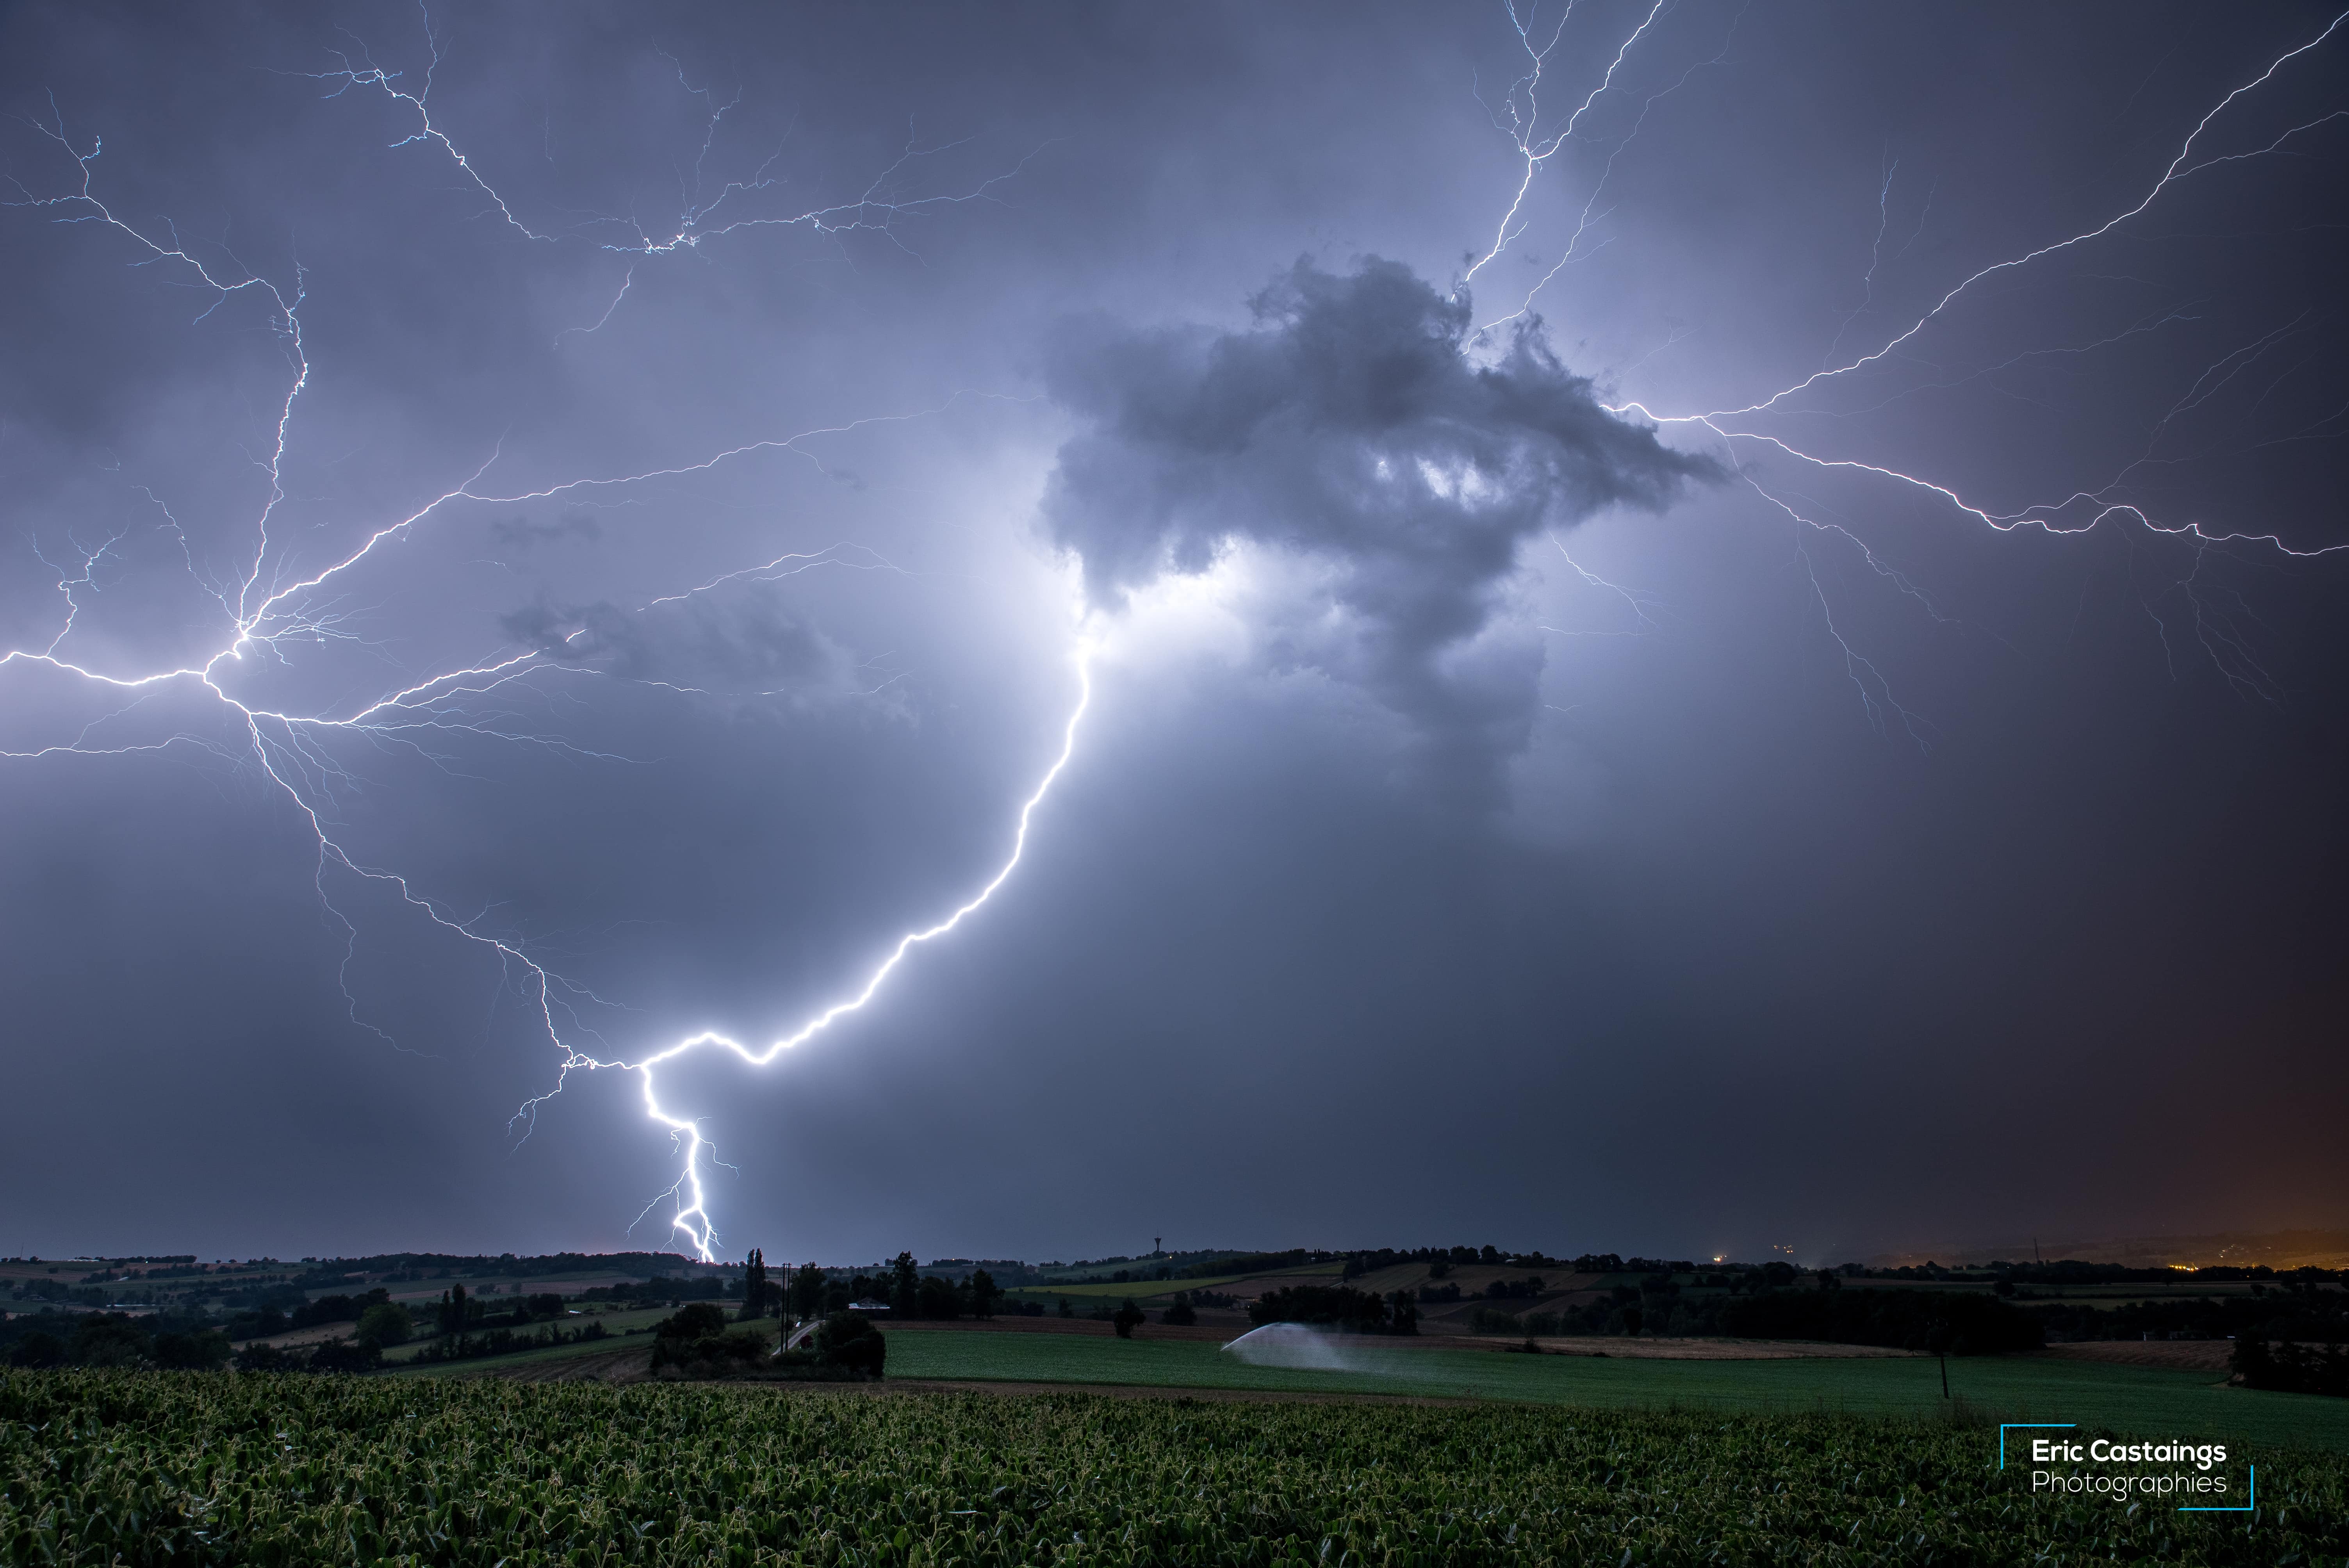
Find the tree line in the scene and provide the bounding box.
[1246,1286,1420,1335]
[755,1253,1009,1322]
[1457,1277,2043,1354]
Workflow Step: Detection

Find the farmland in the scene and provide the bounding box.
[881,1326,2349,1452]
[7,1240,2346,1563]
[331,1299,2349,1456]
[6,1370,2346,1566]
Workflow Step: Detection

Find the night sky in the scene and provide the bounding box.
[4,2,2345,1266]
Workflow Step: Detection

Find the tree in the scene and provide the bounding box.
[967,1269,1001,1320]
[356,1302,413,1346]
[1249,1286,1391,1334]
[790,1263,826,1320]
[1710,1288,2040,1355]
[71,1315,151,1367]
[815,1311,886,1375]
[917,1274,961,1320]
[233,1341,294,1373]
[651,1303,767,1374]
[306,1338,383,1374]
[1160,1291,1197,1326]
[1385,1291,1420,1336]
[1112,1299,1146,1339]
[648,1302,766,1375]
[661,1302,730,1343]
[739,1249,767,1323]
[889,1252,920,1316]
[7,1331,64,1368]
[437,1284,469,1338]
[229,1307,288,1341]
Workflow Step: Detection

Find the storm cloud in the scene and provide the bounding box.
[2,2,2344,1265]
[1043,258,1716,800]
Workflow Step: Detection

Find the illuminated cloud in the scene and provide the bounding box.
[1042,257,1717,801]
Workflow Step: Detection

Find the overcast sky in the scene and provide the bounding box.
[4,2,2345,1266]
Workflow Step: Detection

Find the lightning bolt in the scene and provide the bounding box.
[1692,9,2349,428]
[287,3,1041,329]
[1475,1,1749,335]
[4,20,1069,1259]
[10,4,2343,1262]
[1466,0,1673,286]
[543,641,1095,1261]
[1491,2,2349,723]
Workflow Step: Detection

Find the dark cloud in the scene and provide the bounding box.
[2,2,2344,1264]
[1043,257,1716,800]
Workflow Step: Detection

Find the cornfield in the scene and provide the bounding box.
[2,1370,2342,1565]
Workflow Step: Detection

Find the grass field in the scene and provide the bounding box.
[368,1313,2349,1457]
[5,1370,2342,1566]
[882,1330,2349,1452]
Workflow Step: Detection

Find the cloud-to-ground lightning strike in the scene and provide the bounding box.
[1489,3,2349,725]
[564,642,1094,1260]
[8,4,2341,1259]
[2,27,1076,1259]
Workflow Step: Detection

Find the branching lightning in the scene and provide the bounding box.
[7,2,2344,1260]
[1481,2,2349,724]
[1473,1,1748,335]
[291,4,1040,328]
[538,642,1094,1259]
[3,13,1077,1260]
[1466,0,1672,287]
